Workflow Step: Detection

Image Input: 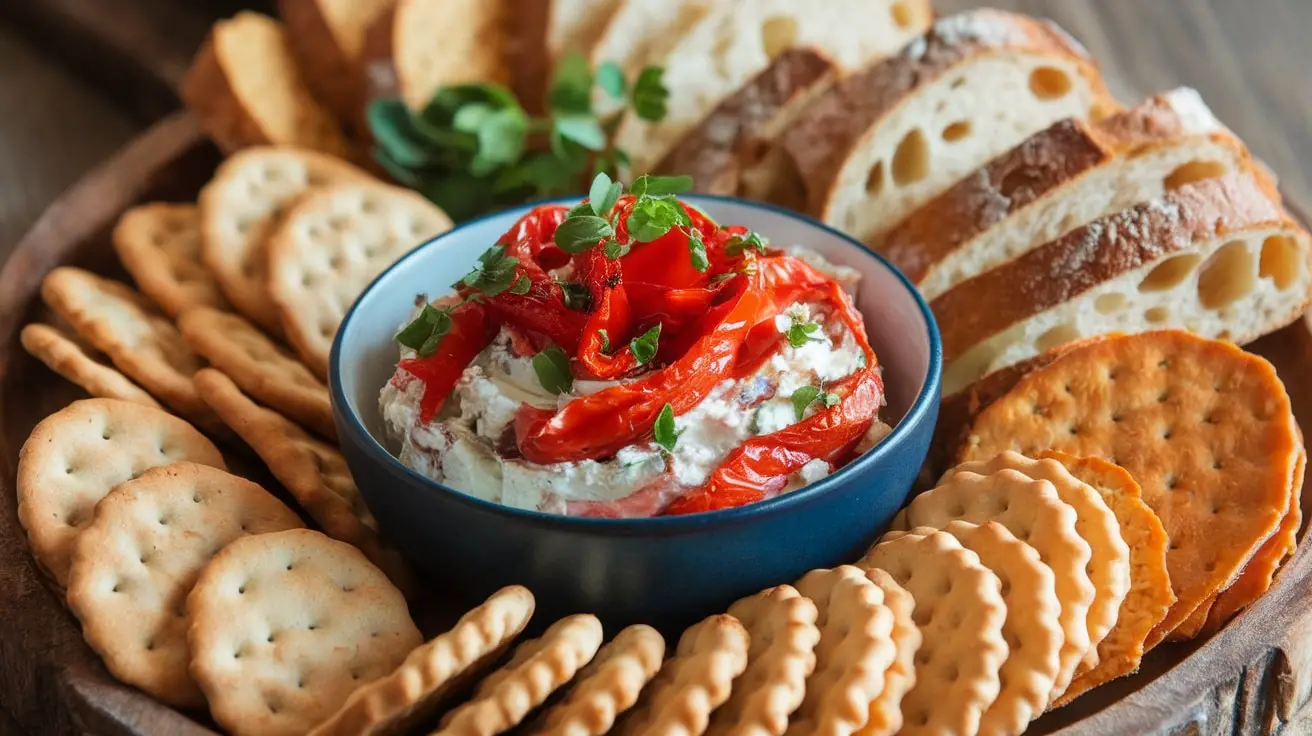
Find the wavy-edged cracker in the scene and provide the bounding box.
[179,308,335,440]
[884,521,1062,735]
[527,625,666,736]
[66,463,303,707]
[786,567,895,736]
[891,468,1093,701]
[187,528,422,736]
[959,330,1299,648]
[1043,452,1174,707]
[16,398,226,587]
[198,146,374,334]
[310,585,535,736]
[21,323,160,408]
[436,614,604,735]
[267,182,453,377]
[41,267,210,419]
[707,586,819,736]
[193,368,413,591]
[613,614,750,736]
[112,202,230,317]
[946,450,1130,670]
[862,530,1009,736]
[856,567,921,736]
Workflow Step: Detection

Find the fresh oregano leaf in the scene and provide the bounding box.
[509,274,531,295]
[554,115,607,152]
[366,98,442,168]
[653,403,679,452]
[371,147,421,187]
[532,346,574,395]
[559,281,592,311]
[555,216,615,253]
[603,239,629,259]
[822,392,841,408]
[548,52,593,115]
[787,321,824,348]
[460,246,520,296]
[687,228,709,272]
[567,202,595,220]
[396,304,453,357]
[630,174,693,198]
[471,108,528,175]
[452,103,495,133]
[724,231,769,257]
[629,323,662,365]
[589,173,614,216]
[627,198,680,242]
[792,386,822,421]
[631,66,670,122]
[596,61,627,100]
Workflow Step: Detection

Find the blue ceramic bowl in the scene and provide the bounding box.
[331,195,942,630]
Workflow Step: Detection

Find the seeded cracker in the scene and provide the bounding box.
[112,202,230,317]
[187,528,422,736]
[855,568,921,736]
[65,463,303,707]
[528,625,667,736]
[16,398,226,586]
[310,586,536,736]
[21,323,161,408]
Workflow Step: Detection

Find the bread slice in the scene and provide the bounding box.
[886,88,1252,300]
[183,12,352,158]
[508,0,623,113]
[652,47,837,210]
[362,0,510,112]
[277,0,394,124]
[935,172,1312,396]
[611,0,933,175]
[781,9,1114,248]
[589,0,722,118]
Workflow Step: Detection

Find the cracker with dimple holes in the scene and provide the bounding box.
[861,530,1009,736]
[16,398,226,587]
[21,323,161,408]
[310,585,536,736]
[959,330,1299,648]
[1043,452,1174,707]
[945,450,1130,672]
[707,585,818,736]
[856,568,921,736]
[66,462,302,707]
[890,468,1094,701]
[41,267,210,420]
[186,528,422,736]
[883,521,1062,736]
[268,182,453,377]
[437,614,604,735]
[194,369,413,591]
[179,308,335,440]
[612,614,749,736]
[527,624,666,736]
[199,146,375,334]
[786,567,895,736]
[112,202,230,317]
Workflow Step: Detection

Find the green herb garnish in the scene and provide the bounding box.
[653,403,679,452]
[558,281,593,311]
[597,328,611,353]
[532,346,573,395]
[627,198,682,242]
[555,216,615,254]
[629,324,662,365]
[395,303,453,357]
[786,320,825,349]
[792,386,841,421]
[459,246,520,297]
[724,231,769,257]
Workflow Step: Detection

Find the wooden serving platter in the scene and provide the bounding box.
[2,113,1312,735]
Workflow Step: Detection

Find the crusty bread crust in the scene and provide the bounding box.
[507,0,555,115]
[277,0,392,127]
[781,9,1110,220]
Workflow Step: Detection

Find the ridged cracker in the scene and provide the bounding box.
[708,586,819,736]
[1044,452,1174,707]
[267,182,452,377]
[198,146,374,334]
[959,330,1299,647]
[187,528,421,736]
[884,522,1062,736]
[946,450,1130,671]
[856,568,921,736]
[437,614,604,735]
[65,462,302,707]
[194,368,413,591]
[16,398,226,586]
[179,308,335,440]
[613,614,750,736]
[891,468,1093,700]
[21,323,160,408]
[310,585,536,736]
[862,530,1009,736]
[786,567,896,736]
[112,202,230,317]
[528,625,666,736]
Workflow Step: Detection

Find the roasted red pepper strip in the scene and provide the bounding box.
[479,206,587,352]
[618,197,721,289]
[573,247,637,379]
[397,301,497,423]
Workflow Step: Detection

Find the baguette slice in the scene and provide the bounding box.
[589,0,723,117]
[936,172,1312,396]
[887,88,1252,300]
[183,12,353,158]
[653,47,837,210]
[613,0,932,175]
[782,9,1114,247]
[508,0,623,113]
[277,0,394,124]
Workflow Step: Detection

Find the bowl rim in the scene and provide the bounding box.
[330,193,943,529]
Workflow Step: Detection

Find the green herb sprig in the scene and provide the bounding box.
[791,386,841,421]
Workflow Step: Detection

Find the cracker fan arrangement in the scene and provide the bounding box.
[9,0,1312,734]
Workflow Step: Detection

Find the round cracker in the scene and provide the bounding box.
[17,398,226,586]
[862,530,1009,736]
[890,468,1094,700]
[65,462,303,707]
[960,330,1299,648]
[857,567,921,736]
[528,625,666,736]
[21,323,161,408]
[186,528,421,736]
[112,202,230,317]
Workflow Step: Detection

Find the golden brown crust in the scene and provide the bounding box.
[20,324,161,409]
[506,0,555,115]
[277,0,393,127]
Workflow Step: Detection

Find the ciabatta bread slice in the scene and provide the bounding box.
[935,172,1312,396]
[589,0,722,117]
[276,0,394,123]
[887,88,1252,300]
[782,9,1114,247]
[183,12,352,158]
[653,47,837,210]
[613,0,933,175]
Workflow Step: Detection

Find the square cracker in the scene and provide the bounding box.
[21,323,161,409]
[112,202,231,318]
